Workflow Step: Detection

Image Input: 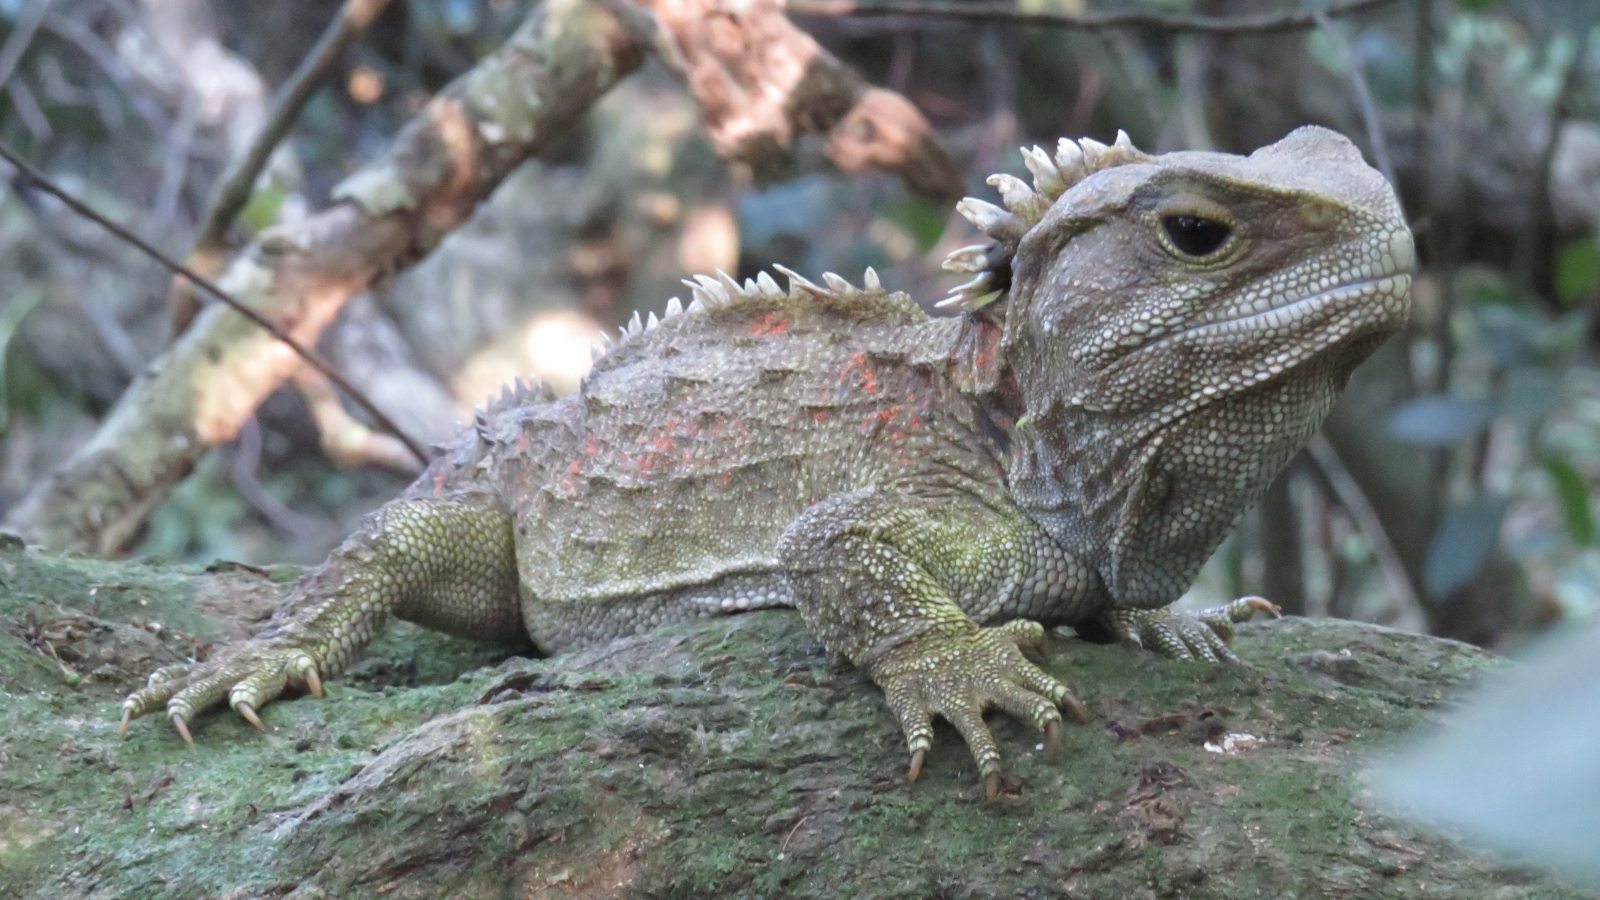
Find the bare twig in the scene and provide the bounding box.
[1314,11,1395,187]
[42,11,169,131]
[290,366,422,474]
[5,79,51,141]
[151,87,201,232]
[194,0,394,258]
[0,139,430,465]
[1521,25,1591,296]
[0,0,54,90]
[785,0,1404,34]
[0,285,46,433]
[1306,434,1423,619]
[169,0,395,337]
[230,416,332,542]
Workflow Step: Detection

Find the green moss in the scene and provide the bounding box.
[1,555,1594,899]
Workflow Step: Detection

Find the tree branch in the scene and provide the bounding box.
[0,139,430,466]
[636,0,965,203]
[1315,11,1395,187]
[2,0,648,555]
[160,0,394,351]
[784,0,1405,34]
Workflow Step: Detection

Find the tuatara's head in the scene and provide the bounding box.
[947,127,1413,606]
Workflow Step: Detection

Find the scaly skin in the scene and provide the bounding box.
[122,126,1412,797]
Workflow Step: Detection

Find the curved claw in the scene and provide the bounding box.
[1234,596,1282,619]
[1043,719,1062,763]
[908,748,926,783]
[303,666,324,698]
[119,707,132,739]
[1061,692,1090,725]
[171,712,194,746]
[235,701,266,732]
[985,772,1001,802]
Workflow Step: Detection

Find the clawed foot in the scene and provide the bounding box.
[119,639,325,743]
[872,619,1088,799]
[1103,596,1281,663]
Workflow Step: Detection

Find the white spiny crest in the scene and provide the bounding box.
[588,265,899,366]
[942,129,1150,311]
[694,274,731,306]
[772,264,820,295]
[756,270,782,297]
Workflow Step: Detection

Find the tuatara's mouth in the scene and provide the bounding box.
[1144,272,1412,358]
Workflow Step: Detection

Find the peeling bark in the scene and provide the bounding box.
[640,0,964,202]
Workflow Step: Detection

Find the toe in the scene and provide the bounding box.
[1183,623,1221,663]
[945,705,1003,780]
[996,619,1047,654]
[165,670,238,735]
[229,663,290,714]
[1007,658,1083,720]
[986,679,1063,737]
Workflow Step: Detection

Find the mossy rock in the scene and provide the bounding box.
[0,543,1592,899]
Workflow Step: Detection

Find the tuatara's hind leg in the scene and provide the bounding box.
[1102,596,1281,663]
[121,492,521,742]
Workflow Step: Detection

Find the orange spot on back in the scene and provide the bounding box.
[751,314,791,337]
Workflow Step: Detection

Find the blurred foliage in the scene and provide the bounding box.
[0,0,1598,654]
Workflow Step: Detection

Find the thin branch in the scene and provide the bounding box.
[42,10,169,132]
[1315,11,1395,187]
[785,0,1404,34]
[1306,434,1424,620]
[1521,24,1591,296]
[0,0,54,91]
[0,139,430,466]
[230,416,333,543]
[6,79,51,141]
[290,366,422,474]
[192,0,395,258]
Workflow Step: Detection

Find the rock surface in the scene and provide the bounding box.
[0,539,1593,899]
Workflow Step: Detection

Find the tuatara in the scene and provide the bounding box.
[122,126,1413,798]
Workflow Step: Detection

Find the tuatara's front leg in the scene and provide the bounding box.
[121,493,522,741]
[1102,596,1281,663]
[778,489,1091,799]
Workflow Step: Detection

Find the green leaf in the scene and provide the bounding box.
[238,186,288,233]
[1385,395,1494,447]
[1555,239,1600,308]
[886,195,947,254]
[1543,456,1594,546]
[1424,495,1506,599]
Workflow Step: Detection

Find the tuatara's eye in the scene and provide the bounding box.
[1162,215,1232,257]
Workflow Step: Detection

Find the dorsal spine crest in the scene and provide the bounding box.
[939,130,1150,311]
